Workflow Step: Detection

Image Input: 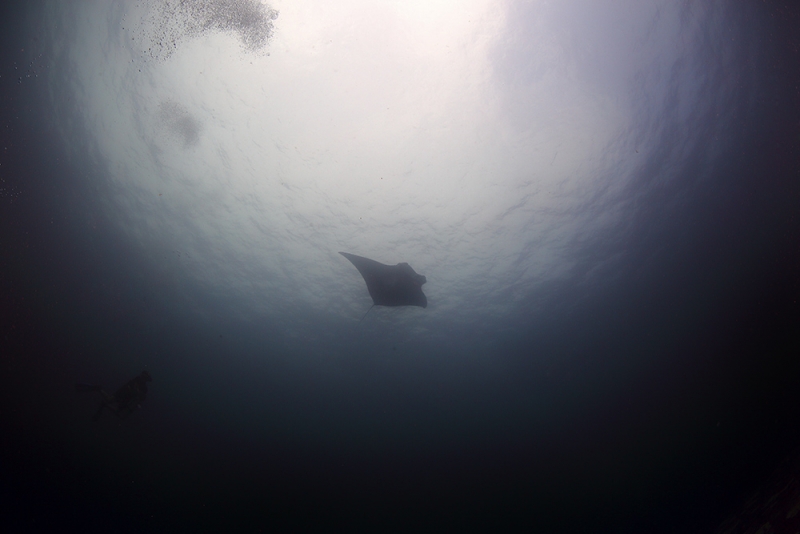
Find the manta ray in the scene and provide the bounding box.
[340,252,427,321]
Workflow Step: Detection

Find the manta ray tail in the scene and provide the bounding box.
[358,304,375,325]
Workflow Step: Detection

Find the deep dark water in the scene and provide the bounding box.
[2,1,800,533]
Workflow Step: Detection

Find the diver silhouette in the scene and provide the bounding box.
[76,370,152,421]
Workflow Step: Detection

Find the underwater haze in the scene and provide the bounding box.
[1,1,799,532]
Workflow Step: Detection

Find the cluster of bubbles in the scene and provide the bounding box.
[0,172,23,203]
[4,53,46,85]
[131,0,279,61]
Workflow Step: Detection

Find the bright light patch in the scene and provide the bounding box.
[44,0,737,339]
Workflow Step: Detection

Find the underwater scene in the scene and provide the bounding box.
[1,1,799,532]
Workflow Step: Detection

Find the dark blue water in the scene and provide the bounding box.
[1,1,799,533]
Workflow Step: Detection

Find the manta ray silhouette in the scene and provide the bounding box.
[340,252,428,312]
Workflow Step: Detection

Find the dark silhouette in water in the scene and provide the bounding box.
[340,252,427,307]
[76,371,152,421]
[340,252,428,324]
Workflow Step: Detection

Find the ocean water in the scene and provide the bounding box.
[1,1,798,532]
